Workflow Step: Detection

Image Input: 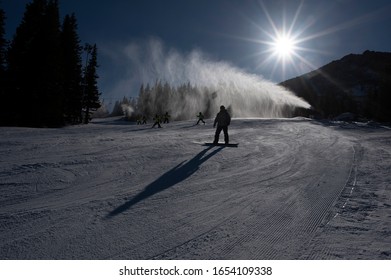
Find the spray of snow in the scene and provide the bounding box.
[103,38,310,118]
[121,104,134,118]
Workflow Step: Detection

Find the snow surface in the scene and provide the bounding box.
[0,117,390,260]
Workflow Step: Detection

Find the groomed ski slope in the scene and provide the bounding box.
[0,117,390,259]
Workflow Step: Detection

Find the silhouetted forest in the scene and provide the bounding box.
[110,80,219,122]
[0,0,101,127]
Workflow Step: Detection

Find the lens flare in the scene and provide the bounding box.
[237,0,385,82]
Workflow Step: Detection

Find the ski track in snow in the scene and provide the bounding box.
[0,117,390,259]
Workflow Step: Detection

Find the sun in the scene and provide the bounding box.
[246,1,315,80]
[272,34,296,58]
[243,0,370,81]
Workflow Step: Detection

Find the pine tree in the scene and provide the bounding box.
[7,0,64,126]
[82,44,101,124]
[4,0,95,126]
[41,0,63,126]
[0,7,7,125]
[61,13,83,124]
[7,0,47,125]
[111,100,123,117]
[0,8,5,74]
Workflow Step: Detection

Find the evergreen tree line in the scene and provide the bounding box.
[0,0,101,127]
[111,81,218,122]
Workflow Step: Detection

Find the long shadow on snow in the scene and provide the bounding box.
[107,145,224,217]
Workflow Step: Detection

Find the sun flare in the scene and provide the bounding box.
[244,0,371,81]
[273,35,296,58]
[249,0,317,80]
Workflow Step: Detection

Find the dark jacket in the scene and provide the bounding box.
[214,109,231,127]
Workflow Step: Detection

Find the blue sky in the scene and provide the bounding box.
[3,0,391,103]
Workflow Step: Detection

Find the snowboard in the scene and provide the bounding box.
[203,142,238,147]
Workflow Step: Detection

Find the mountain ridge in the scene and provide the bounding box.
[281,50,391,121]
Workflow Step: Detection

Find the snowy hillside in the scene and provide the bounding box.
[0,117,390,259]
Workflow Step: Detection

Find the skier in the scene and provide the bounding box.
[141,115,147,124]
[163,112,170,124]
[152,114,162,128]
[213,105,231,144]
[196,112,206,125]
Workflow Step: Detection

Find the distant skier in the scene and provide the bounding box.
[213,105,231,144]
[137,115,147,125]
[163,112,170,124]
[152,114,162,128]
[196,112,206,125]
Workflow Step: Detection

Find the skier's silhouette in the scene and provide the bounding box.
[152,114,162,128]
[163,112,170,124]
[213,105,231,144]
[196,112,205,125]
[107,146,224,217]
